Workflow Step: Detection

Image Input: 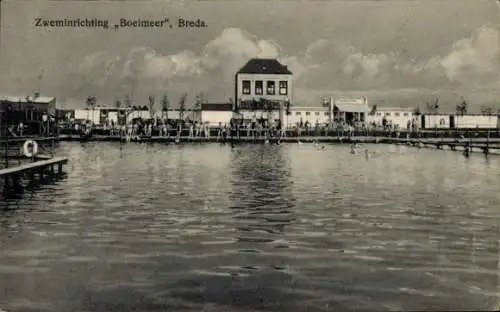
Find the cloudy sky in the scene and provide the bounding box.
[1,0,499,111]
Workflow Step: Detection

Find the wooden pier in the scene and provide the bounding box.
[0,156,68,191]
[4,136,60,144]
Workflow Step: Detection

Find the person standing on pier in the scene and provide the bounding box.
[189,123,194,138]
[149,122,153,136]
[222,123,228,140]
[41,113,49,136]
[246,122,252,138]
[203,122,209,138]
[17,121,24,136]
[127,124,133,137]
[195,122,200,137]
[217,122,222,140]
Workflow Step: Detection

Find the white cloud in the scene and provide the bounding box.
[441,24,500,85]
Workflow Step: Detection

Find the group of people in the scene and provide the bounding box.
[12,114,56,137]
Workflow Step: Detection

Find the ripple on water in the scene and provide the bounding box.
[0,142,499,312]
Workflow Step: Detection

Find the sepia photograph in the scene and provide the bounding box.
[1,0,500,311]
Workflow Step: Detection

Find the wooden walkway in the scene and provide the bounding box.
[0,157,69,190]
[2,136,60,144]
[0,157,68,177]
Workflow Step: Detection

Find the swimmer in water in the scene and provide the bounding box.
[463,146,470,158]
[350,144,356,154]
[316,143,326,150]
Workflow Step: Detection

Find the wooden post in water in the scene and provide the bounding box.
[3,108,8,169]
[119,125,123,150]
[485,130,490,155]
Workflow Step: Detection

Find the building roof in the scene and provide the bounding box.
[201,103,233,111]
[334,103,368,113]
[375,107,414,112]
[0,95,55,104]
[291,106,329,112]
[237,58,293,75]
[85,106,129,110]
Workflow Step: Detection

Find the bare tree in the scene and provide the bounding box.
[193,93,202,110]
[148,95,155,119]
[124,95,132,108]
[433,97,440,113]
[425,97,440,114]
[413,106,422,116]
[85,96,97,124]
[86,95,97,110]
[179,93,187,121]
[161,93,169,123]
[425,101,432,113]
[370,104,377,115]
[455,97,468,115]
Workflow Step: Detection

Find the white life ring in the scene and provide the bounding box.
[23,140,39,158]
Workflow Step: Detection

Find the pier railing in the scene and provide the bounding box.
[58,125,500,140]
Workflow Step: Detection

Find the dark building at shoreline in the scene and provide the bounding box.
[0,93,56,136]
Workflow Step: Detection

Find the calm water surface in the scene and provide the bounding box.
[1,142,500,312]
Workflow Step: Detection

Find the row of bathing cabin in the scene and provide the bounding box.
[67,101,500,130]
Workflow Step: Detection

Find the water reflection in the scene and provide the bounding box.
[229,144,295,238]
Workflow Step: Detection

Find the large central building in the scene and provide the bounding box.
[234,58,293,127]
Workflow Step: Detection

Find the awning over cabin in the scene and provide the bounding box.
[334,103,367,113]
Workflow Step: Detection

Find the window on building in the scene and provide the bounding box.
[403,113,409,116]
[385,112,391,116]
[324,112,330,116]
[279,81,288,95]
[295,112,301,116]
[376,112,382,116]
[255,81,263,95]
[242,80,251,95]
[266,81,275,95]
[315,112,320,116]
[395,112,400,117]
[305,112,311,116]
